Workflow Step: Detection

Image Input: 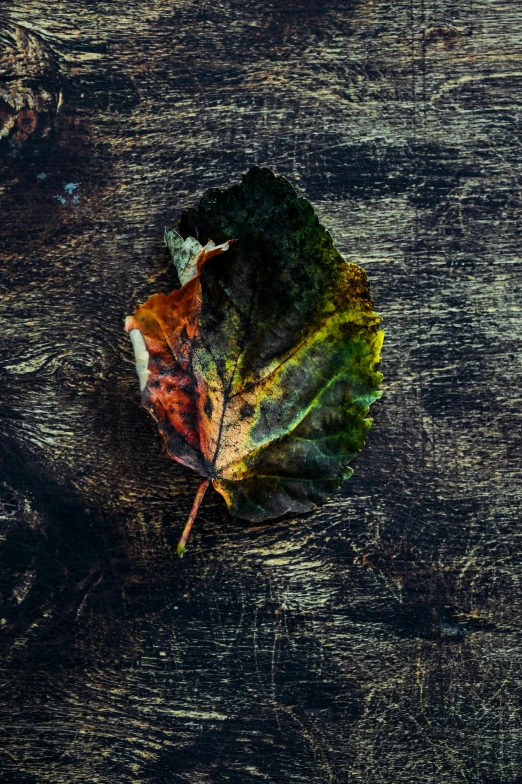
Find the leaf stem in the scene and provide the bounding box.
[177,479,210,557]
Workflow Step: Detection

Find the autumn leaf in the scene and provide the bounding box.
[125,168,383,555]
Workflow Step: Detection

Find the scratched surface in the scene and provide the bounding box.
[1,2,522,782]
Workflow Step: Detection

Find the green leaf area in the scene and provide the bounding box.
[175,168,383,521]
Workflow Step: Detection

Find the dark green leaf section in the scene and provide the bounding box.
[179,167,375,393]
[177,167,384,521]
[215,327,383,520]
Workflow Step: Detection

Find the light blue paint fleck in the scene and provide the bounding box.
[37,172,48,180]
[64,182,80,194]
[54,194,67,205]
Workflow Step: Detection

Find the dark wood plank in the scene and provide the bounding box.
[1,2,521,781]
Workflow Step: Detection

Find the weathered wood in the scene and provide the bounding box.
[1,2,521,782]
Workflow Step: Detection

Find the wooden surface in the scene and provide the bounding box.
[1,2,522,782]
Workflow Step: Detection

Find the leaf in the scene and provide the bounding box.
[125,168,383,555]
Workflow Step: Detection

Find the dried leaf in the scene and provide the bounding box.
[126,168,383,554]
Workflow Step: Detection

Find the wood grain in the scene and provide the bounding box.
[1,1,521,782]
